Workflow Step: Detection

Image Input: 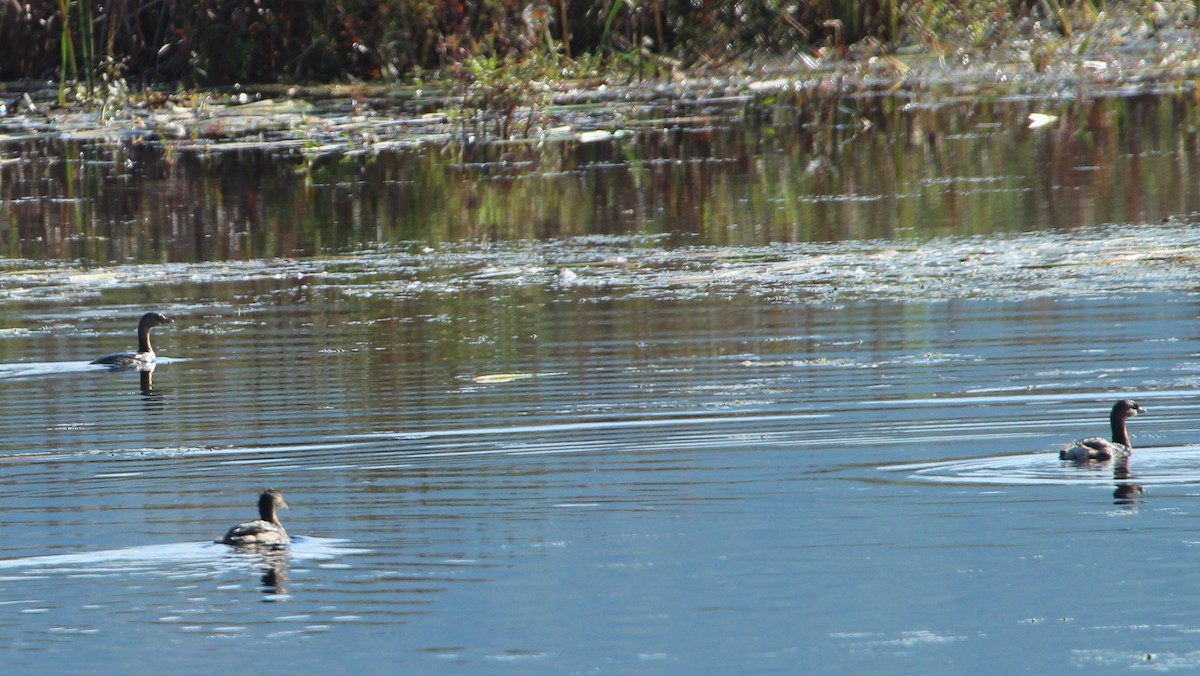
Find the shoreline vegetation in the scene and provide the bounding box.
[2,1,1200,143]
[1,4,1199,263]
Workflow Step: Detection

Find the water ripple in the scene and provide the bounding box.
[880,445,1200,486]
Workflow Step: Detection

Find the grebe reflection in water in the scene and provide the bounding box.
[1112,461,1145,504]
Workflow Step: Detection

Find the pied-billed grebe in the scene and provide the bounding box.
[91,312,173,367]
[217,489,289,546]
[1059,400,1147,462]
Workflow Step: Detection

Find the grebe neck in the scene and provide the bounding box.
[137,328,153,355]
[1110,415,1131,449]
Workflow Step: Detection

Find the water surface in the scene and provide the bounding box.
[3,88,1200,673]
[0,238,1197,672]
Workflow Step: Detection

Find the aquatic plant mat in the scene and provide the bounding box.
[0,222,1195,308]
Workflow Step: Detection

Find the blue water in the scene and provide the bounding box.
[0,250,1196,672]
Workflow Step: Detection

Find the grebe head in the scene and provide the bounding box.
[1112,400,1146,421]
[258,489,288,524]
[1108,399,1146,451]
[138,312,173,330]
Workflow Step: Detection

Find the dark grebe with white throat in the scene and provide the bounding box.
[91,312,173,368]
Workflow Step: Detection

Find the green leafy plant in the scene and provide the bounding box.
[457,51,561,139]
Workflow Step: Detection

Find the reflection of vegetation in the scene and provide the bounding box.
[0,92,1195,262]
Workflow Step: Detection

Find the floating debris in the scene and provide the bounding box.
[473,372,566,384]
[1027,113,1058,129]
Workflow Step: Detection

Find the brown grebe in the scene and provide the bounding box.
[1059,400,1146,462]
[217,489,289,547]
